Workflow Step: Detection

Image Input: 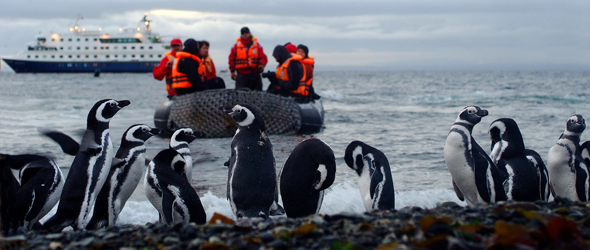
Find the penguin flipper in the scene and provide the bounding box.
[574,164,589,201]
[162,188,175,224]
[24,186,50,221]
[452,180,465,201]
[111,158,125,169]
[39,129,80,156]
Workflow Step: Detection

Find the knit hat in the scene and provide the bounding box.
[183,38,200,55]
[240,27,250,34]
[297,44,309,58]
[284,42,297,54]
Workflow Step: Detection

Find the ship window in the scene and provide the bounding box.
[35,55,38,58]
[51,38,55,42]
[94,55,98,58]
[140,54,144,58]
[59,47,63,50]
[131,55,136,58]
[123,55,127,58]
[93,47,97,50]
[105,47,109,50]
[77,55,80,58]
[100,47,104,50]
[149,54,153,58]
[77,47,80,50]
[114,55,118,58]
[68,38,72,42]
[158,54,162,58]
[85,55,89,58]
[60,38,64,42]
[51,55,55,58]
[68,55,72,58]
[106,55,110,58]
[94,38,97,41]
[140,46,144,49]
[77,38,80,42]
[27,55,30,58]
[85,38,89,42]
[131,46,135,49]
[85,47,89,50]
[149,46,153,49]
[122,46,127,49]
[59,55,63,58]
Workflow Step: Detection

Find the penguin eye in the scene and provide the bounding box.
[109,102,116,107]
[142,127,148,132]
[468,109,474,114]
[237,109,242,113]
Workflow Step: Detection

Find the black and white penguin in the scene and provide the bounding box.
[0,154,34,235]
[525,149,551,201]
[547,115,589,201]
[43,99,130,232]
[444,106,507,206]
[17,157,64,231]
[489,118,548,202]
[145,149,206,225]
[225,104,277,218]
[279,138,336,218]
[344,141,395,211]
[169,128,198,182]
[86,124,161,229]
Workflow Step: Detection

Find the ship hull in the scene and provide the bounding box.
[2,59,159,73]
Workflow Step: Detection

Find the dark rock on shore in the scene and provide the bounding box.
[1,199,589,249]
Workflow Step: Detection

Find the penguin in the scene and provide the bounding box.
[547,115,589,201]
[225,104,277,218]
[444,106,507,206]
[525,149,551,201]
[488,118,548,201]
[344,141,395,211]
[43,99,130,232]
[145,149,206,225]
[279,138,336,218]
[86,124,161,229]
[17,157,64,231]
[168,128,198,181]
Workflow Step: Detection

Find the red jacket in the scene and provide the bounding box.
[152,51,177,81]
[228,37,268,75]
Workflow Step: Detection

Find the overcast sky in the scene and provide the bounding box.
[1,0,589,72]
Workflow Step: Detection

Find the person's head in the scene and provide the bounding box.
[284,42,297,54]
[170,38,183,52]
[272,45,290,64]
[199,40,210,57]
[240,27,251,39]
[183,38,199,55]
[296,44,309,58]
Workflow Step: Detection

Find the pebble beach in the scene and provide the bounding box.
[2,198,588,250]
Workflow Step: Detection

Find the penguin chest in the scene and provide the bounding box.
[358,167,373,211]
[547,144,578,199]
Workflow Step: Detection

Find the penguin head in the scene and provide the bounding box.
[489,118,525,158]
[457,106,488,125]
[170,128,197,147]
[151,148,186,170]
[124,124,162,143]
[344,140,367,176]
[88,99,131,126]
[565,115,586,134]
[227,104,265,131]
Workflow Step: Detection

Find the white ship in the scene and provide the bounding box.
[2,14,169,73]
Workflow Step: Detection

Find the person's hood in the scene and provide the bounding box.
[240,36,252,45]
[297,44,309,58]
[183,38,199,55]
[272,45,291,64]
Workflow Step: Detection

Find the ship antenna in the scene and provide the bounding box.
[141,13,152,35]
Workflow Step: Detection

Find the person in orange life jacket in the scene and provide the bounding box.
[296,44,320,100]
[284,42,297,54]
[266,45,305,98]
[173,39,225,95]
[228,27,268,90]
[199,40,226,89]
[153,38,183,98]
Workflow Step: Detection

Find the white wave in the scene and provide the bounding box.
[319,90,344,100]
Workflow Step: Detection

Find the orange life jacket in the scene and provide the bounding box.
[203,55,216,80]
[164,52,176,95]
[234,37,260,69]
[171,52,205,89]
[275,54,309,97]
[301,56,314,87]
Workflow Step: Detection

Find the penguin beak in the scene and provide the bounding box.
[194,131,206,138]
[150,128,163,135]
[117,100,131,108]
[222,106,234,114]
[477,109,488,117]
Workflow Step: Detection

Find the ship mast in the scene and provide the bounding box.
[141,13,152,35]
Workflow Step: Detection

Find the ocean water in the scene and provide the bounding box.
[1,70,590,225]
